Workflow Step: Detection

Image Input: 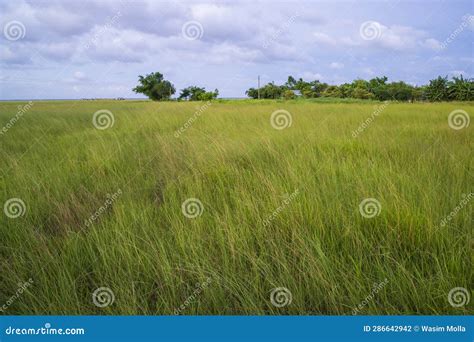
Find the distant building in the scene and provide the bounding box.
[291,90,303,97]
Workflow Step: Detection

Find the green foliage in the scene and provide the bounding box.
[321,86,342,98]
[425,76,449,101]
[179,86,219,101]
[246,75,474,102]
[246,82,285,99]
[283,90,296,100]
[197,89,219,101]
[245,87,259,99]
[447,76,474,101]
[132,72,175,101]
[352,87,375,100]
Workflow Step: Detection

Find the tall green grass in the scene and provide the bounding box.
[0,99,472,314]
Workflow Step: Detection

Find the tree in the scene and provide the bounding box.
[246,82,284,99]
[244,75,474,102]
[447,76,474,101]
[352,87,374,100]
[133,72,175,101]
[245,87,259,99]
[178,87,192,100]
[285,76,297,89]
[386,81,414,101]
[198,88,219,101]
[425,76,449,101]
[368,77,389,100]
[411,86,426,102]
[338,83,353,98]
[321,85,342,98]
[283,90,296,100]
[179,86,218,101]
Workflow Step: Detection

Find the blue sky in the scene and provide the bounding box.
[0,0,472,100]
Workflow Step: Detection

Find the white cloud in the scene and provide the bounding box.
[313,32,336,46]
[362,67,375,76]
[373,24,425,50]
[449,70,466,77]
[0,0,472,99]
[73,71,86,80]
[302,72,323,80]
[422,38,443,50]
[330,62,344,69]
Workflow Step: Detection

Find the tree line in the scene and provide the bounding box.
[132,72,218,101]
[133,72,473,102]
[246,75,474,101]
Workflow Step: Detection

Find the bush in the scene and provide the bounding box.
[283,90,296,100]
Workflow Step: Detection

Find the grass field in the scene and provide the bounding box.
[0,99,472,315]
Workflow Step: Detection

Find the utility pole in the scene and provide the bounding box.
[258,75,260,99]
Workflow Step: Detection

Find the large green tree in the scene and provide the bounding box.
[133,72,175,101]
[447,76,474,101]
[425,76,449,101]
